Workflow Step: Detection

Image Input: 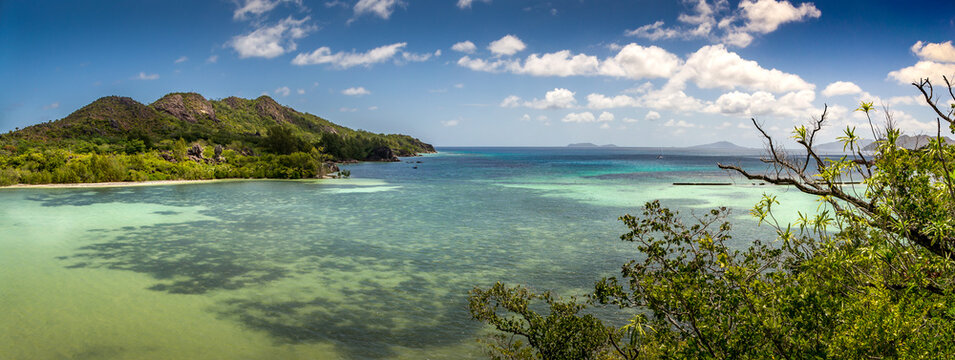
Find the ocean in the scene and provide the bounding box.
[0,147,822,359]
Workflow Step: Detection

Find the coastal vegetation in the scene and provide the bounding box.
[470,78,955,359]
[0,93,433,186]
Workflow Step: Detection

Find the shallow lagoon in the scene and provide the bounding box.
[0,147,823,359]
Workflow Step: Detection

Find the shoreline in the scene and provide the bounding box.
[0,179,234,189]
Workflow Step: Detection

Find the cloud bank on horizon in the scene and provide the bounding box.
[1,0,953,146]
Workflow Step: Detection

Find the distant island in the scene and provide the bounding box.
[0,93,434,186]
[567,143,617,148]
[687,141,751,150]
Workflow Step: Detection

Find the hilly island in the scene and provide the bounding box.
[0,93,434,186]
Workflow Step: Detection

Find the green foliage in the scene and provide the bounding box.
[469,282,613,360]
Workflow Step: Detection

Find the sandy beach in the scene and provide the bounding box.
[0,179,228,189]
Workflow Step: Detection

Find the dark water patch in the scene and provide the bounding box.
[64,220,291,295]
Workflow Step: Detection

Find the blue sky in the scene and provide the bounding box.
[1,0,954,146]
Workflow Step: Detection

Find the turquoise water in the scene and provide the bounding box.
[0,147,822,359]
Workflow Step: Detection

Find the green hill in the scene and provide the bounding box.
[0,93,434,185]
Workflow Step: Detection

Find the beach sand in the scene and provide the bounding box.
[0,179,228,189]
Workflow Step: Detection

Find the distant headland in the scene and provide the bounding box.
[0,92,434,186]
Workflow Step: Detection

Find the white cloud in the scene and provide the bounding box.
[339,107,357,112]
[600,123,612,129]
[888,61,955,84]
[43,102,59,110]
[501,88,577,109]
[562,112,596,123]
[354,0,402,19]
[457,0,490,9]
[233,0,301,20]
[442,119,460,127]
[454,83,464,88]
[599,43,683,79]
[134,72,159,80]
[645,110,661,120]
[586,93,640,109]
[676,44,813,93]
[911,41,955,63]
[519,50,600,77]
[705,89,815,118]
[887,95,924,106]
[293,42,406,68]
[520,114,531,121]
[458,42,681,80]
[174,56,188,64]
[274,86,291,96]
[821,81,862,97]
[664,119,696,128]
[623,117,640,123]
[735,0,821,34]
[625,21,681,40]
[206,55,218,63]
[230,16,313,59]
[626,0,819,48]
[488,35,526,56]
[597,111,615,122]
[500,95,522,107]
[368,106,378,110]
[297,88,305,95]
[452,40,477,53]
[401,50,440,62]
[342,86,371,96]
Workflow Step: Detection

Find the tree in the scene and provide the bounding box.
[469,78,955,359]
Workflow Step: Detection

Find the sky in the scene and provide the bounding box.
[1,0,954,147]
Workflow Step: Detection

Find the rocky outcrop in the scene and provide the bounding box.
[152,93,218,123]
[365,146,400,162]
[254,96,291,124]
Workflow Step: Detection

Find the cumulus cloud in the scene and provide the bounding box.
[458,42,682,79]
[442,119,460,127]
[562,112,597,123]
[457,0,490,9]
[488,35,526,56]
[645,110,661,120]
[274,86,291,96]
[888,41,955,84]
[625,21,681,40]
[206,55,218,63]
[134,72,159,80]
[586,93,640,109]
[597,111,615,122]
[705,89,816,118]
[675,44,813,93]
[339,107,357,112]
[342,86,371,96]
[821,81,862,97]
[297,88,305,95]
[354,0,403,19]
[599,43,683,79]
[292,42,407,68]
[734,0,821,34]
[500,88,577,109]
[233,0,302,20]
[888,61,955,84]
[626,0,820,48]
[664,119,697,128]
[231,16,314,59]
[451,40,477,53]
[911,41,955,63]
[174,56,188,64]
